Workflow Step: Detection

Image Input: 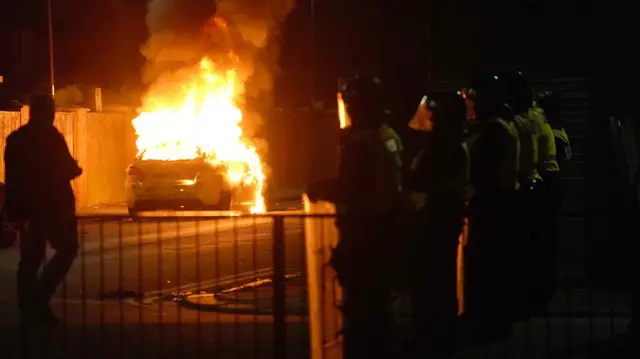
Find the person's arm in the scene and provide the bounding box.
[307,136,370,204]
[52,131,83,180]
[334,135,372,209]
[4,134,26,221]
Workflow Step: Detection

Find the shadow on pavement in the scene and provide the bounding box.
[0,301,310,359]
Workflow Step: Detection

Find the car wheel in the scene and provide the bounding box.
[218,191,232,211]
[128,208,140,221]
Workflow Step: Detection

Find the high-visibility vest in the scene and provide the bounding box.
[469,117,520,193]
[379,124,404,191]
[531,107,559,173]
[513,112,541,182]
[407,134,470,209]
[340,124,404,214]
[553,127,571,167]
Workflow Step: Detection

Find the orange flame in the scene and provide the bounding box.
[132,57,266,213]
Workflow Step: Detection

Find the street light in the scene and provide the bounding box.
[46,0,55,96]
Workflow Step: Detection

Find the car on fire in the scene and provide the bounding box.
[125,156,257,218]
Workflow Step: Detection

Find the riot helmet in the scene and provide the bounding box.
[337,75,386,129]
[499,71,534,114]
[427,90,467,136]
[467,74,505,123]
[536,90,561,126]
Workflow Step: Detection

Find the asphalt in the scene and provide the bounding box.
[71,212,305,302]
[0,200,637,358]
[0,207,310,359]
[0,300,310,359]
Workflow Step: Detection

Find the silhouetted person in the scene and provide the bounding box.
[406,90,469,358]
[464,74,520,343]
[4,94,82,324]
[499,71,550,319]
[532,90,566,314]
[308,76,410,359]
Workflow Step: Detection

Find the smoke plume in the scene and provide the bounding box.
[140,0,295,141]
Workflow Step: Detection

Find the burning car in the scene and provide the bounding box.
[125,156,258,218]
[128,57,266,218]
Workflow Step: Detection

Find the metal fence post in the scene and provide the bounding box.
[273,216,287,359]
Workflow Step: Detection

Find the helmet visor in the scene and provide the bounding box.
[409,95,433,131]
[337,92,352,129]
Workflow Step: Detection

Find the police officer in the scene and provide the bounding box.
[499,71,541,188]
[464,74,520,343]
[405,90,469,357]
[537,91,571,172]
[307,75,408,359]
[500,71,555,319]
[533,90,564,312]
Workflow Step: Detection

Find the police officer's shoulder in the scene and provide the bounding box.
[485,117,508,129]
[529,107,546,122]
[346,128,380,149]
[485,117,518,138]
[513,113,528,125]
[383,136,400,153]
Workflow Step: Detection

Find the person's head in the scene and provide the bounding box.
[29,94,56,127]
[498,71,533,114]
[467,74,504,123]
[338,75,386,129]
[426,90,467,137]
[536,90,561,127]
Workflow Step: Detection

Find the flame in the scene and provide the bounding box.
[132,57,266,213]
[337,92,350,129]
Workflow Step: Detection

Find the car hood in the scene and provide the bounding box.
[134,159,223,182]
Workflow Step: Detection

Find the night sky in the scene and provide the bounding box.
[0,0,636,112]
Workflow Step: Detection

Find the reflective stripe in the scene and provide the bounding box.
[385,138,399,152]
[532,108,559,173]
[513,113,540,180]
[378,124,403,192]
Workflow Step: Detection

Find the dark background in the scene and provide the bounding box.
[0,0,635,112]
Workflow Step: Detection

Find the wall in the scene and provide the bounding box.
[0,111,24,182]
[0,108,138,209]
[75,111,138,207]
[0,107,336,208]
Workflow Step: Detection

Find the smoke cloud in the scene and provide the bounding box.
[140,0,296,138]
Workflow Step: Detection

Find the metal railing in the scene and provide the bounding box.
[4,213,315,359]
[0,212,633,359]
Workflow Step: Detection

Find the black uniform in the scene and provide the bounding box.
[406,90,468,357]
[5,94,83,324]
[464,75,520,342]
[308,76,407,359]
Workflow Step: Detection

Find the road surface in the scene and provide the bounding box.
[55,206,309,303]
[0,205,315,359]
[0,205,634,358]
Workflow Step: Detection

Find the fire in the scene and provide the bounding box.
[132,57,266,213]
